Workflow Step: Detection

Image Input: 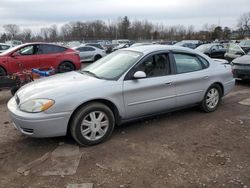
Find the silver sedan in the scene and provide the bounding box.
[8,45,235,146]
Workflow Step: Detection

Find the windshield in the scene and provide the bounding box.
[82,50,143,80]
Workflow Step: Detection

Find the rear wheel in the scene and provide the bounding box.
[0,66,7,76]
[58,61,75,73]
[201,84,222,112]
[10,86,19,96]
[94,55,102,61]
[70,102,115,146]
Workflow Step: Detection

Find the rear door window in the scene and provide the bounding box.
[77,47,95,52]
[37,44,67,54]
[173,53,204,74]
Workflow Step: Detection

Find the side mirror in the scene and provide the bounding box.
[11,51,20,57]
[133,71,146,79]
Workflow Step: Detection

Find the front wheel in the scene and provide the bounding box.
[201,84,222,112]
[70,102,115,146]
[58,61,75,73]
[0,66,7,76]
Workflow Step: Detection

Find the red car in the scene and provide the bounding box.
[0,42,81,76]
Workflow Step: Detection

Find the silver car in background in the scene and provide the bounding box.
[8,45,235,146]
[73,45,106,62]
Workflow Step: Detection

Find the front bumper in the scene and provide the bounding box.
[7,97,71,138]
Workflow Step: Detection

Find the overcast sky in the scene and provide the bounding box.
[0,0,249,32]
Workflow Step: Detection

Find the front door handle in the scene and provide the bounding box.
[203,76,209,80]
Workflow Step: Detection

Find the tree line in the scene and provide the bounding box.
[0,12,249,43]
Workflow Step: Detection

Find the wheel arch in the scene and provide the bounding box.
[0,64,8,74]
[67,99,121,135]
[57,60,76,72]
[210,82,224,96]
[59,60,75,67]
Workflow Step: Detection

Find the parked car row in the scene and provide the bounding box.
[195,43,226,59]
[1,39,250,80]
[0,42,81,76]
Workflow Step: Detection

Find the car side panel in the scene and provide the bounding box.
[79,51,95,61]
[173,69,211,107]
[7,54,40,73]
[123,76,176,119]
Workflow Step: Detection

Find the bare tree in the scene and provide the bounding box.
[3,24,20,39]
[21,28,32,42]
[237,12,250,37]
[40,27,50,41]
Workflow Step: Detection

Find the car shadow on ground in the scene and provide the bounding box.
[236,79,250,86]
[15,106,198,149]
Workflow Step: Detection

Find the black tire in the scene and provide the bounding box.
[94,55,102,61]
[10,86,20,96]
[58,61,75,73]
[201,84,222,112]
[70,102,115,146]
[0,66,7,76]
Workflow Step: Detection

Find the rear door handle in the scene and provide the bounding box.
[164,82,172,86]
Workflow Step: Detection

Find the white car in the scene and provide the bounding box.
[73,46,106,62]
[0,43,14,53]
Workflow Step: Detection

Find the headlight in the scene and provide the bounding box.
[19,99,55,113]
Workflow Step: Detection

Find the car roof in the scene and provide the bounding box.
[0,43,11,46]
[124,44,195,54]
[73,45,99,50]
[17,42,68,48]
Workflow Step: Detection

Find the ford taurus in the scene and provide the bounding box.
[7,45,235,146]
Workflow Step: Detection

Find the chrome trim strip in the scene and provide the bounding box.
[224,79,235,85]
[128,90,203,106]
[128,95,176,106]
[176,90,203,97]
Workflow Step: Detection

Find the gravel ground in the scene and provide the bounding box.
[0,80,249,188]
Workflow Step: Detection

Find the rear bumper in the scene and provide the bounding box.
[7,97,71,138]
[223,79,235,96]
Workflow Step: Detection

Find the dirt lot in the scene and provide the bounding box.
[0,81,250,188]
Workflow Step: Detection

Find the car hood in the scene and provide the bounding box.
[16,71,108,102]
[233,55,250,65]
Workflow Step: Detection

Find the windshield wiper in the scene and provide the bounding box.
[81,70,100,78]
